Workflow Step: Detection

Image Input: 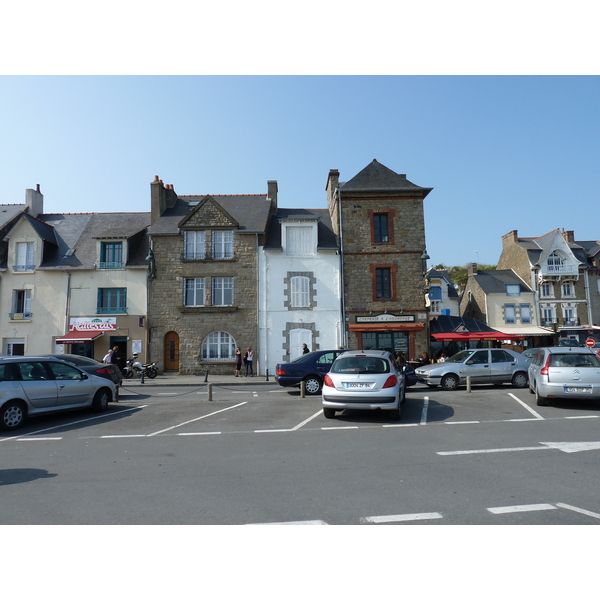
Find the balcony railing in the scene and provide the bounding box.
[9,312,32,320]
[12,264,35,272]
[542,318,581,327]
[98,261,124,269]
[182,250,234,260]
[543,264,579,275]
[96,307,127,314]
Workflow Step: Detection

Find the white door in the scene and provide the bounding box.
[290,328,312,360]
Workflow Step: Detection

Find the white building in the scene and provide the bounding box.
[258,208,342,374]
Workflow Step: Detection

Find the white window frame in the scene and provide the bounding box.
[212,277,234,306]
[290,276,310,308]
[504,304,516,324]
[520,304,531,324]
[184,231,206,260]
[212,231,233,259]
[201,331,236,361]
[184,278,205,306]
[283,223,316,256]
[540,282,554,298]
[15,242,35,271]
[561,281,575,298]
[506,284,521,296]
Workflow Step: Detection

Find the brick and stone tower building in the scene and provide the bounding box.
[326,160,433,360]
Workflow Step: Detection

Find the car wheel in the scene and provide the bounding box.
[0,400,26,430]
[512,372,528,388]
[304,376,322,395]
[441,374,459,391]
[323,407,336,419]
[92,389,111,411]
[535,386,549,406]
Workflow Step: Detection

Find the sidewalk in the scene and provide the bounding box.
[121,372,278,388]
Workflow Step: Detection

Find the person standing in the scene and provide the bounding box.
[102,349,113,364]
[235,347,242,377]
[244,347,254,377]
[302,343,310,355]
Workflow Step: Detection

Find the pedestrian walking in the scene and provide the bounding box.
[244,347,254,377]
[235,347,242,377]
[102,349,113,364]
[302,343,310,355]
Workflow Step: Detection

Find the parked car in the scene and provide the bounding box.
[557,339,583,347]
[322,350,405,420]
[403,364,418,387]
[40,354,123,392]
[0,356,117,430]
[528,347,600,406]
[521,348,539,363]
[415,348,530,390]
[275,349,345,395]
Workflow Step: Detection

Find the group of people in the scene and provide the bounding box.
[235,347,254,377]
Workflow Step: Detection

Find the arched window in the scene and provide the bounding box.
[201,332,236,361]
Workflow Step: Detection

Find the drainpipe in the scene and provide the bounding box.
[256,233,260,374]
[336,188,347,347]
[584,268,593,326]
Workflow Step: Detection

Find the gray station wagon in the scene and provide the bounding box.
[415,348,530,390]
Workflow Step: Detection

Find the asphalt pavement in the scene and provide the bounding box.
[121,372,276,387]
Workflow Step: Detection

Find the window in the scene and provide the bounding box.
[491,350,514,363]
[429,286,442,301]
[14,242,34,271]
[290,276,310,308]
[542,306,555,325]
[561,281,575,297]
[97,288,127,314]
[184,231,206,259]
[201,332,236,361]
[373,214,389,243]
[520,304,531,324]
[184,278,205,306]
[563,306,576,325]
[285,226,313,256]
[547,252,564,272]
[541,282,554,298]
[506,284,520,295]
[99,242,123,269]
[375,268,392,299]
[504,304,516,324]
[212,277,233,306]
[11,289,32,319]
[212,231,233,259]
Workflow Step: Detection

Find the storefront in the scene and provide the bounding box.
[55,317,117,360]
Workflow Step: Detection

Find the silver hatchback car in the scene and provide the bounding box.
[322,350,405,420]
[415,348,530,390]
[0,356,117,430]
[528,347,600,406]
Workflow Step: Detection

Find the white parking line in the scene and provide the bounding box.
[565,415,599,420]
[101,434,147,438]
[383,423,419,428]
[247,520,328,525]
[290,409,323,431]
[556,503,600,520]
[321,426,359,430]
[362,512,443,524]
[146,402,248,436]
[438,446,548,456]
[488,503,556,514]
[420,397,429,424]
[16,437,63,441]
[445,421,480,425]
[178,431,222,436]
[508,393,544,420]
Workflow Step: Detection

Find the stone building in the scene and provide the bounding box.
[146,177,277,375]
[326,160,432,360]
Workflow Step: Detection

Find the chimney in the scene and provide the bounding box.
[468,262,478,276]
[502,229,518,248]
[25,185,44,218]
[326,169,340,234]
[267,180,278,210]
[562,229,575,243]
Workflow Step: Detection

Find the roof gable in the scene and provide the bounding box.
[179,195,238,229]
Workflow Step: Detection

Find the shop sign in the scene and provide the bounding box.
[356,314,415,323]
[69,317,117,332]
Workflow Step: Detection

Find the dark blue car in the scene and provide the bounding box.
[275,349,417,395]
[275,350,345,395]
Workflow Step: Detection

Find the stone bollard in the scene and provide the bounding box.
[466,376,471,393]
[207,382,213,401]
[265,368,269,382]
[204,369,209,383]
[300,380,306,398]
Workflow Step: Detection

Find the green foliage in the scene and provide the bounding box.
[433,263,497,287]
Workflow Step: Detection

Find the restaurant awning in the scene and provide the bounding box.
[494,326,554,337]
[432,331,525,342]
[55,331,105,344]
[348,323,425,332]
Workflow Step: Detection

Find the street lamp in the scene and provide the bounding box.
[145,248,156,279]
[420,249,430,276]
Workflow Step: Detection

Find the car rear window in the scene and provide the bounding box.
[549,354,600,368]
[331,357,390,374]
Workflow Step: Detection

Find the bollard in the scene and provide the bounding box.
[204,369,209,382]
[265,368,269,382]
[207,382,213,401]
[300,380,305,398]
[140,369,145,384]
[466,376,471,393]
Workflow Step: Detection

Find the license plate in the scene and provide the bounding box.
[344,382,371,389]
[565,386,592,393]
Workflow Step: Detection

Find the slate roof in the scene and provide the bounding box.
[427,268,459,298]
[514,229,593,266]
[148,195,272,235]
[263,208,338,250]
[430,314,499,334]
[0,204,27,228]
[38,212,150,269]
[340,159,433,197]
[470,269,532,294]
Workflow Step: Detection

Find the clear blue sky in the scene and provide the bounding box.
[2,75,598,267]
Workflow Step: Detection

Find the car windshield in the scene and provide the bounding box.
[549,353,600,368]
[290,352,315,363]
[331,356,390,374]
[446,350,474,364]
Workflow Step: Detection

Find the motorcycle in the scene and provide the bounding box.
[123,355,158,379]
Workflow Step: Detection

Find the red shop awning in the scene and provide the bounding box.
[55,331,105,344]
[432,332,525,342]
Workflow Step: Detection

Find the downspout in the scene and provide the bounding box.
[65,270,71,337]
[336,187,347,347]
[584,267,593,327]
[256,233,260,375]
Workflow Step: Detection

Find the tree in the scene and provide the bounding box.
[433,263,496,287]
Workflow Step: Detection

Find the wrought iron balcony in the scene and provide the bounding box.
[96,307,127,314]
[9,312,32,320]
[12,264,35,272]
[98,261,124,269]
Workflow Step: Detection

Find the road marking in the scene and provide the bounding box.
[420,397,429,424]
[508,393,544,420]
[178,431,222,436]
[540,441,600,453]
[488,503,556,514]
[505,418,546,422]
[321,426,359,430]
[16,437,63,441]
[565,415,599,419]
[362,512,443,524]
[438,446,548,456]
[0,405,147,442]
[247,520,328,525]
[556,503,600,520]
[445,421,480,425]
[254,429,291,433]
[439,440,600,456]
[146,402,248,436]
[383,423,419,428]
[290,409,323,431]
[101,434,147,438]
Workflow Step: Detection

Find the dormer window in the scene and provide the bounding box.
[99,241,123,269]
[284,224,315,256]
[13,242,34,272]
[506,284,520,296]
